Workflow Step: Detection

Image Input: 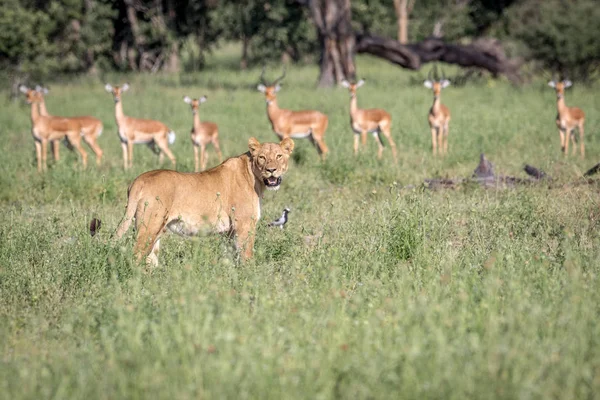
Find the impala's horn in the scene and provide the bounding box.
[427,68,433,82]
[259,65,268,85]
[273,66,287,86]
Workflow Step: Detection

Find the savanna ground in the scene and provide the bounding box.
[1,44,600,399]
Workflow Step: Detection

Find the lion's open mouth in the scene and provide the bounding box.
[264,176,282,188]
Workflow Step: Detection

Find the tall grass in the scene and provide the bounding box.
[1,45,599,399]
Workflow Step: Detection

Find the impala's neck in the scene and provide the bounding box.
[114,100,126,122]
[350,95,359,116]
[39,98,49,116]
[266,99,281,120]
[30,102,40,123]
[556,95,567,114]
[432,95,442,114]
[193,111,201,129]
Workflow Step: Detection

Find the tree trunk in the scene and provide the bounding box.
[393,0,409,44]
[310,0,356,87]
[241,35,249,70]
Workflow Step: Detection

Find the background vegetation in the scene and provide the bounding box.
[1,45,599,397]
[1,0,599,86]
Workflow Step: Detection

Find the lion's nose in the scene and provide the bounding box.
[266,167,277,173]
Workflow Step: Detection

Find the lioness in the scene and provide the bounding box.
[115,137,294,265]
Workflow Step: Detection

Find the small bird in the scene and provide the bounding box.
[89,218,102,237]
[268,208,290,229]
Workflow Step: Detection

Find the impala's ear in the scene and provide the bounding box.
[424,80,433,89]
[274,84,281,93]
[19,85,29,94]
[199,96,207,103]
[42,87,49,94]
[121,83,130,92]
[257,84,266,93]
[248,137,262,156]
[35,85,42,92]
[548,81,556,88]
[564,80,573,88]
[441,79,451,88]
[341,80,350,88]
[356,79,365,87]
[183,96,192,104]
[280,138,295,155]
[104,83,113,92]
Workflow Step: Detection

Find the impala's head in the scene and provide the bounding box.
[548,79,572,99]
[248,137,295,191]
[257,66,286,104]
[341,79,365,98]
[424,67,450,98]
[104,83,129,103]
[19,85,40,104]
[183,95,207,115]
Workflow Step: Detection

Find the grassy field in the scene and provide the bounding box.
[1,45,600,399]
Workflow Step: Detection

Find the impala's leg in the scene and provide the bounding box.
[193,145,199,172]
[155,140,176,167]
[313,135,329,161]
[443,122,450,155]
[380,123,398,162]
[200,144,207,171]
[360,130,368,148]
[68,134,88,168]
[83,135,103,166]
[159,151,164,165]
[127,141,134,168]
[121,142,128,169]
[52,140,60,161]
[430,127,438,156]
[570,130,577,155]
[374,130,385,160]
[563,127,570,155]
[41,139,48,171]
[353,134,359,156]
[579,122,585,158]
[212,137,223,163]
[35,141,43,172]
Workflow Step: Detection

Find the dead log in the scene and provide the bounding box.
[355,35,522,83]
[584,162,600,177]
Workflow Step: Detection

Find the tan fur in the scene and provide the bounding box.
[20,86,88,172]
[425,80,451,156]
[183,96,223,172]
[341,80,397,162]
[549,81,585,157]
[105,83,176,169]
[114,137,295,266]
[37,90,104,165]
[258,85,328,160]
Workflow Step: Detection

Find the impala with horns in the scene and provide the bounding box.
[424,67,451,156]
[35,86,104,165]
[20,86,90,172]
[548,77,585,157]
[341,79,397,162]
[257,67,329,160]
[105,83,176,169]
[183,95,223,171]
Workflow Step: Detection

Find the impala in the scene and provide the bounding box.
[35,86,104,165]
[183,95,223,171]
[19,86,88,172]
[341,79,398,162]
[105,83,176,169]
[424,68,451,156]
[257,67,329,160]
[548,78,585,157]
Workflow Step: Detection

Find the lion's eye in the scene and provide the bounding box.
[258,156,266,163]
[276,154,282,159]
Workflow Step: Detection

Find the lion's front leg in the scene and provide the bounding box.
[233,220,256,261]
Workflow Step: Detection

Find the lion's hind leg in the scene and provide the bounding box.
[132,205,168,267]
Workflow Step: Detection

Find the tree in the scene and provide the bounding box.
[393,0,415,44]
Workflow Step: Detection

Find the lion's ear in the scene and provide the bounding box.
[280,138,294,155]
[248,137,262,156]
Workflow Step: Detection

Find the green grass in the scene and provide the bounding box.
[1,45,600,399]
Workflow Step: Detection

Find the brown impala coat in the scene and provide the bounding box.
[549,80,585,157]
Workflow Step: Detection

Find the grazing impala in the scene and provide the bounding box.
[257,67,329,160]
[424,68,451,156]
[183,95,223,171]
[548,78,585,157]
[105,83,176,169]
[19,86,88,172]
[35,86,104,165]
[341,79,398,162]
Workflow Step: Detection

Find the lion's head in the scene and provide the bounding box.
[248,137,294,191]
